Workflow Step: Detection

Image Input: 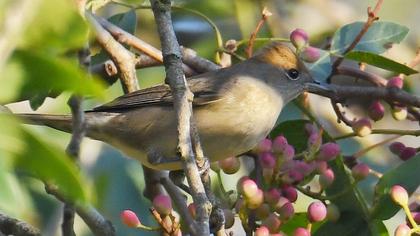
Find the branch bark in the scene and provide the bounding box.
[0,213,41,236]
[149,0,211,235]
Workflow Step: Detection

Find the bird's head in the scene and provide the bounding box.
[252,42,324,103]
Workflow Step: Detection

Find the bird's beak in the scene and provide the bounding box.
[304,79,333,94]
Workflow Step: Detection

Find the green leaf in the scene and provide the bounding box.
[345,51,418,75]
[0,115,87,202]
[269,120,311,153]
[305,49,332,82]
[6,50,106,106]
[281,213,322,235]
[91,9,137,66]
[331,21,409,55]
[370,155,420,220]
[21,0,88,53]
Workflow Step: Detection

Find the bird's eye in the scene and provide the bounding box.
[286,68,300,80]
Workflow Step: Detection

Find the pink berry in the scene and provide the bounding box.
[294,161,314,176]
[351,163,370,180]
[262,213,282,233]
[255,138,273,153]
[307,201,327,222]
[317,143,340,161]
[394,224,411,236]
[236,176,251,194]
[241,179,259,199]
[255,226,270,236]
[387,76,404,89]
[389,142,406,155]
[283,144,296,160]
[282,186,298,203]
[390,185,409,207]
[326,204,340,222]
[256,203,271,220]
[218,157,240,174]
[272,135,288,154]
[307,132,322,151]
[300,46,321,63]
[290,28,309,50]
[120,210,141,228]
[399,147,417,161]
[153,194,172,215]
[246,189,264,209]
[274,197,291,213]
[392,106,407,121]
[284,170,304,184]
[352,118,372,137]
[294,227,310,236]
[264,188,281,205]
[278,202,295,220]
[319,168,335,189]
[368,101,385,121]
[304,123,318,135]
[314,161,328,174]
[260,152,276,168]
[223,209,235,229]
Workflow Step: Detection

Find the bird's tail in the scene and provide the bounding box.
[16,113,73,133]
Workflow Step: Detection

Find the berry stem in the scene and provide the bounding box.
[402,205,420,231]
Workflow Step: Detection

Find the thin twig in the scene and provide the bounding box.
[353,135,400,159]
[331,101,353,126]
[336,66,387,86]
[245,7,272,58]
[149,0,211,235]
[333,129,420,140]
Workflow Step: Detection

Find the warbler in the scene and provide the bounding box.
[17,43,320,170]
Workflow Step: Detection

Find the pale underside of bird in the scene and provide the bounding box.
[16,43,315,170]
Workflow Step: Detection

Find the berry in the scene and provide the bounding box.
[294,227,310,236]
[290,28,309,50]
[246,189,264,209]
[255,138,272,153]
[236,176,250,194]
[120,210,141,228]
[319,168,335,189]
[351,163,370,181]
[392,106,407,121]
[394,224,411,236]
[272,135,288,154]
[307,132,322,151]
[326,204,340,222]
[256,203,271,220]
[260,152,276,168]
[389,142,406,155]
[399,147,417,161]
[283,144,296,160]
[255,226,270,236]
[274,197,291,213]
[307,201,327,222]
[278,202,295,220]
[368,101,385,121]
[223,209,235,229]
[314,161,328,174]
[317,143,340,161]
[390,185,408,207]
[153,194,172,216]
[262,213,282,233]
[300,46,321,63]
[304,123,318,135]
[218,157,240,174]
[282,186,298,203]
[264,188,281,205]
[352,118,372,137]
[241,179,259,199]
[387,76,403,89]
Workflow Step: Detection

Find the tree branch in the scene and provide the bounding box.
[0,213,41,236]
[149,0,211,235]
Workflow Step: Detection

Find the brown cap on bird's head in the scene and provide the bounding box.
[253,42,301,70]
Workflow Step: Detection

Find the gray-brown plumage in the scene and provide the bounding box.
[17,43,315,170]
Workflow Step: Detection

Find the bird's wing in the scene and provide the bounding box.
[90,76,223,112]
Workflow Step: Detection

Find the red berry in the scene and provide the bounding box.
[255,226,270,236]
[282,186,298,203]
[282,144,296,160]
[314,161,328,174]
[390,185,408,207]
[319,168,335,189]
[368,101,385,121]
[262,213,282,233]
[294,227,310,236]
[278,202,295,220]
[153,194,172,215]
[387,76,403,89]
[307,201,327,222]
[351,163,370,180]
[241,179,259,199]
[399,147,417,161]
[260,152,276,168]
[264,188,281,205]
[255,138,272,153]
[272,135,288,154]
[120,210,141,228]
[218,157,240,174]
[290,28,309,50]
[317,143,340,161]
[274,197,290,213]
[352,118,372,137]
[389,142,406,155]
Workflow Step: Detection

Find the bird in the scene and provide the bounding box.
[16,43,318,170]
